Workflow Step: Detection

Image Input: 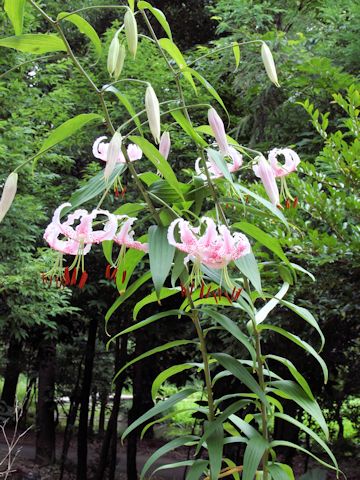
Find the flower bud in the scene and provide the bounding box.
[159,132,171,160]
[104,132,122,181]
[145,85,161,144]
[261,42,280,87]
[114,43,126,80]
[208,107,229,154]
[124,9,138,59]
[107,31,120,76]
[0,172,18,223]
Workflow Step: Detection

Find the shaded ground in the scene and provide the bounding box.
[0,429,359,479]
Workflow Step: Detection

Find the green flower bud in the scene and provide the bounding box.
[114,43,126,80]
[124,9,138,59]
[261,42,280,88]
[107,31,120,77]
[145,85,161,144]
[0,172,18,223]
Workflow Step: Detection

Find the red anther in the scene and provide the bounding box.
[224,292,233,305]
[48,276,53,287]
[121,186,127,198]
[64,267,71,285]
[231,286,236,301]
[205,285,212,298]
[234,288,242,301]
[114,188,119,198]
[285,198,291,209]
[226,203,229,209]
[293,196,299,208]
[122,270,127,283]
[217,287,222,298]
[41,273,46,285]
[70,268,77,286]
[200,282,205,299]
[212,291,219,304]
[105,264,111,280]
[277,204,283,210]
[245,195,249,204]
[78,271,88,289]
[180,282,185,297]
[110,267,118,280]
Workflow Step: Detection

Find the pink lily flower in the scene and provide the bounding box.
[208,107,229,154]
[92,136,142,163]
[114,216,149,252]
[253,155,280,206]
[268,148,300,177]
[195,146,243,180]
[167,217,250,269]
[44,203,118,255]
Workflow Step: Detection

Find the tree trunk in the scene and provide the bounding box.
[88,387,97,437]
[1,338,22,408]
[35,338,56,465]
[95,335,128,480]
[98,390,108,436]
[77,317,98,480]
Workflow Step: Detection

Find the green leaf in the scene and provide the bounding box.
[185,67,228,115]
[254,283,289,325]
[228,414,262,439]
[207,148,233,182]
[235,252,262,293]
[151,461,199,478]
[232,42,240,71]
[0,34,66,53]
[105,271,152,323]
[170,110,207,147]
[185,460,209,480]
[114,340,195,383]
[274,413,338,470]
[57,12,102,60]
[203,309,256,363]
[129,136,185,199]
[137,1,172,40]
[102,240,113,265]
[212,353,268,405]
[39,113,103,156]
[158,37,196,92]
[66,163,126,213]
[116,244,147,292]
[107,310,187,350]
[121,388,197,440]
[149,225,175,298]
[270,380,329,439]
[290,262,315,281]
[113,202,146,216]
[268,463,295,480]
[234,222,289,264]
[4,0,26,35]
[133,288,180,320]
[242,436,269,480]
[138,171,161,186]
[152,362,201,400]
[103,85,143,135]
[140,435,198,479]
[281,301,325,352]
[206,422,224,480]
[270,440,340,474]
[258,324,328,383]
[266,355,314,400]
[171,250,187,287]
[127,0,135,11]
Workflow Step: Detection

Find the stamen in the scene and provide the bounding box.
[105,264,111,279]
[224,292,233,305]
[293,196,298,208]
[121,270,126,283]
[114,188,119,198]
[64,267,71,286]
[285,199,291,209]
[205,285,212,298]
[200,282,205,299]
[78,271,88,289]
[212,291,219,304]
[70,268,78,286]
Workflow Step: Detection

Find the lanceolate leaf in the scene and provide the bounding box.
[121,388,197,440]
[206,422,224,480]
[116,245,147,292]
[268,463,295,480]
[152,362,201,400]
[158,38,197,92]
[232,42,241,71]
[149,225,175,298]
[254,283,289,325]
[113,340,195,382]
[103,85,143,135]
[185,460,209,480]
[133,288,180,320]
[258,324,328,383]
[140,436,198,480]
[170,110,208,147]
[4,0,26,35]
[270,380,329,439]
[185,67,228,115]
[212,353,268,405]
[242,436,269,480]
[137,1,172,40]
[129,136,185,199]
[235,251,262,293]
[0,34,66,53]
[57,12,102,60]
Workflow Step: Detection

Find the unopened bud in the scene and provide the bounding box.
[0,172,18,223]
[107,31,120,76]
[208,107,229,154]
[124,9,138,59]
[104,132,122,181]
[114,43,126,80]
[145,85,161,144]
[261,42,280,87]
[159,131,171,160]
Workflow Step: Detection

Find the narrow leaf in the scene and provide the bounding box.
[232,42,240,71]
[170,110,207,147]
[133,288,180,320]
[254,283,289,325]
[158,38,197,92]
[152,363,201,400]
[186,67,228,115]
[149,225,175,298]
[242,436,269,480]
[235,252,262,293]
[0,34,66,53]
[103,85,143,135]
[137,1,172,40]
[206,422,224,480]
[4,0,26,35]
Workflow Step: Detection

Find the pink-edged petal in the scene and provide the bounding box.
[159,132,171,160]
[269,148,300,177]
[92,136,108,160]
[253,155,280,206]
[228,146,243,172]
[200,217,218,246]
[127,144,143,162]
[89,209,118,243]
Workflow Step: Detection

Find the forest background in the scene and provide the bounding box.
[0,0,359,479]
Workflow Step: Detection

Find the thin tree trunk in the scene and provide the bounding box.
[88,387,97,437]
[1,338,22,408]
[95,335,128,480]
[77,317,98,480]
[98,390,108,436]
[35,338,56,465]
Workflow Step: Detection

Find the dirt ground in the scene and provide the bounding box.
[0,429,358,479]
